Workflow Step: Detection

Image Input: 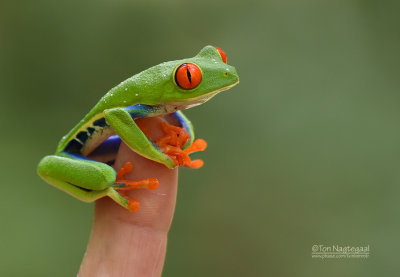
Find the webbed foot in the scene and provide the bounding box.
[155,121,207,168]
[115,161,160,212]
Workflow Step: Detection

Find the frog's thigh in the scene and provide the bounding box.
[37,154,117,202]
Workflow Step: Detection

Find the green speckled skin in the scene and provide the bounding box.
[37,45,239,210]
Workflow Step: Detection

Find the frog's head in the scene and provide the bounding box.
[136,46,239,109]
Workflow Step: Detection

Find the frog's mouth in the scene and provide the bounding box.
[163,81,239,111]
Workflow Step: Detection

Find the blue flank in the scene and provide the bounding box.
[62,151,93,161]
[63,104,158,155]
[175,112,190,133]
[90,135,122,156]
[62,105,184,161]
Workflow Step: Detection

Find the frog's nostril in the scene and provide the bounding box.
[224,72,228,76]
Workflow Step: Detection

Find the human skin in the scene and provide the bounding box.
[78,117,178,277]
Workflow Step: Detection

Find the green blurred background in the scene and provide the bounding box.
[1,0,400,276]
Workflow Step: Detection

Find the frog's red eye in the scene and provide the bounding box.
[215,46,227,63]
[175,63,202,90]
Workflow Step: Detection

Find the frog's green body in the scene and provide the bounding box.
[37,46,239,211]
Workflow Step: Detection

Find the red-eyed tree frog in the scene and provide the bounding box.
[37,46,239,212]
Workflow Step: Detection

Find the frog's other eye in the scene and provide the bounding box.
[175,63,202,90]
[215,46,227,63]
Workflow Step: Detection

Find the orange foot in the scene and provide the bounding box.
[155,121,208,168]
[115,162,160,212]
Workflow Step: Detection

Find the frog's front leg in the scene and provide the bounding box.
[37,153,158,211]
[104,106,176,169]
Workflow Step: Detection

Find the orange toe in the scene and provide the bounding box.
[184,139,207,155]
[116,161,133,181]
[128,199,140,212]
[187,159,204,169]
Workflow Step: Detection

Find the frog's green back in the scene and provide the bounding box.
[56,45,239,154]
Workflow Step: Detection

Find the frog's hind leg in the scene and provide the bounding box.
[38,153,160,211]
[37,153,131,210]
